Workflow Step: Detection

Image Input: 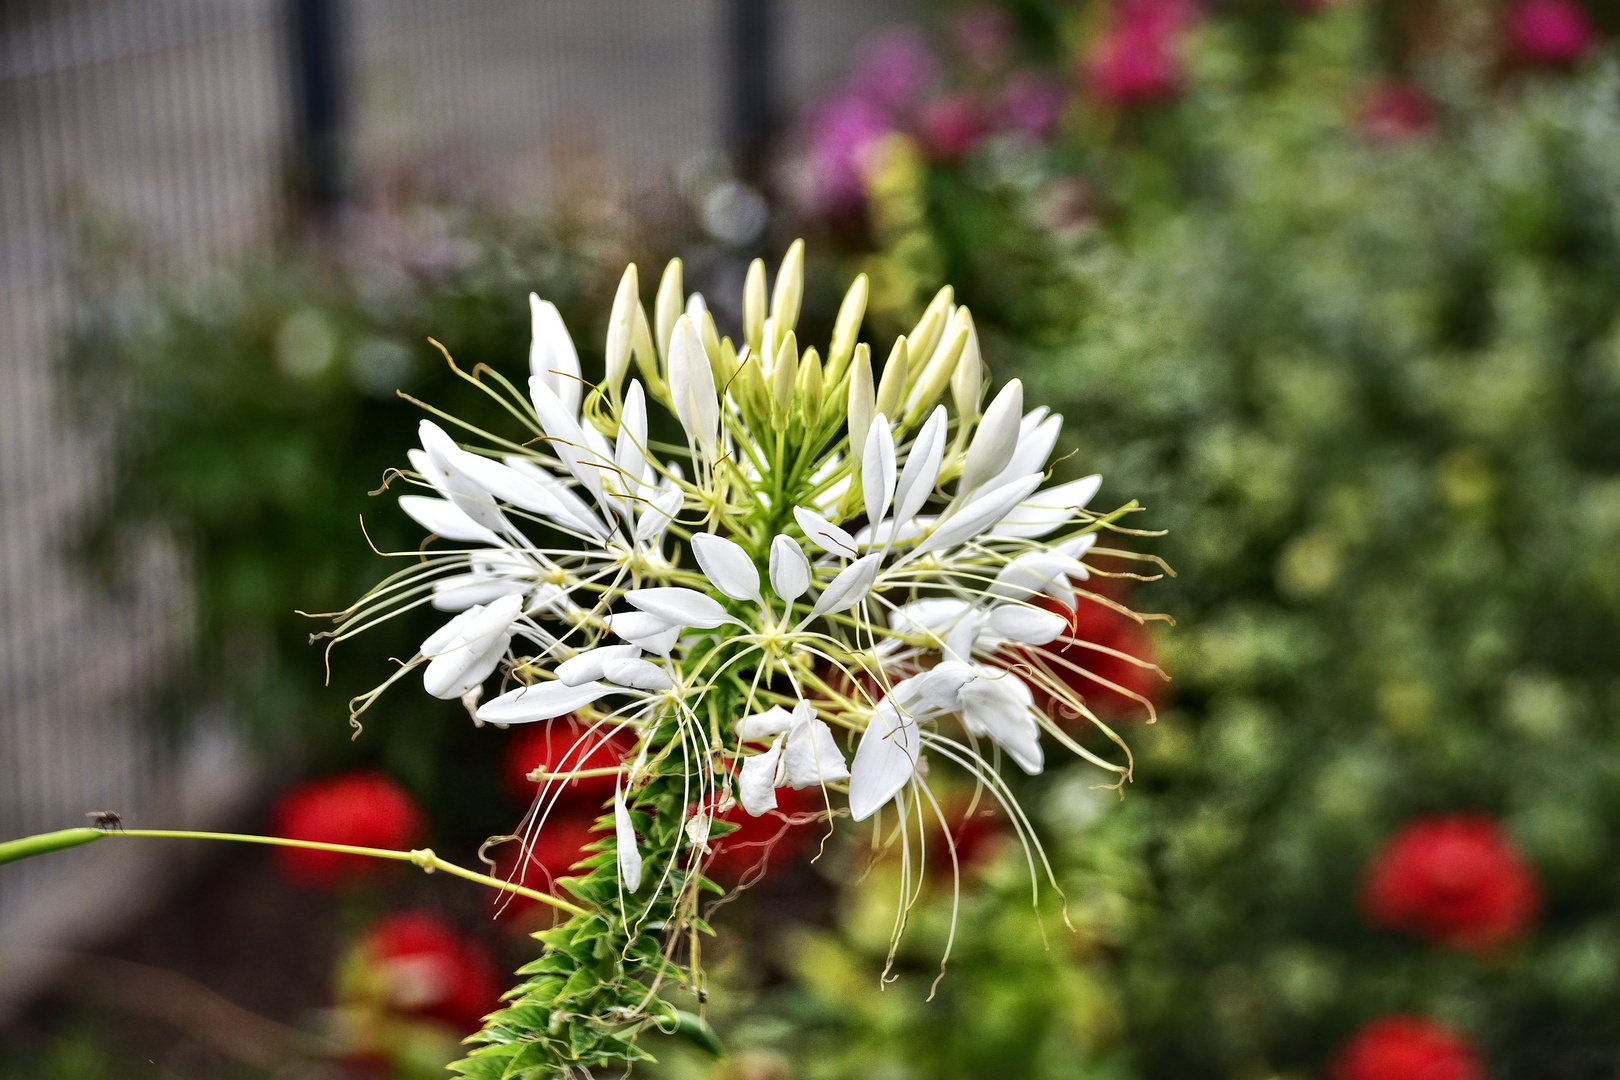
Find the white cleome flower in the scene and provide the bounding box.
[324,239,1167,944]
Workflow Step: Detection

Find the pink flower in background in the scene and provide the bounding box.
[953,6,1016,73]
[920,92,988,159]
[998,71,1068,139]
[1507,0,1597,67]
[847,27,938,113]
[1330,1016,1485,1080]
[1358,81,1435,142]
[807,93,896,213]
[1084,0,1198,108]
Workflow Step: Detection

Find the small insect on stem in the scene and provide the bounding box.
[85,811,123,831]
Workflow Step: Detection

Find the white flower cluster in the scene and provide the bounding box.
[331,241,1161,909]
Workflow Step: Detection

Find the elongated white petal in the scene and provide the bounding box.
[529,294,582,417]
[769,534,811,602]
[418,421,510,535]
[794,505,858,557]
[635,487,683,546]
[986,410,1061,490]
[987,604,1068,645]
[529,377,608,505]
[961,673,1042,774]
[911,661,976,711]
[848,701,920,822]
[988,549,1089,607]
[615,380,651,492]
[615,782,643,892]
[957,379,1024,496]
[890,598,971,637]
[737,705,795,741]
[809,552,882,618]
[399,495,500,545]
[862,415,897,528]
[421,593,523,699]
[914,474,1043,557]
[502,457,606,537]
[738,737,785,816]
[692,533,762,603]
[626,587,738,629]
[605,610,678,646]
[893,406,947,525]
[668,315,719,458]
[477,680,615,724]
[601,657,674,691]
[420,607,480,658]
[780,703,849,788]
[604,265,637,394]
[431,573,526,612]
[451,451,588,534]
[989,475,1103,539]
[556,644,642,686]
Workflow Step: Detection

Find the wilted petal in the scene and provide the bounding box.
[780,702,849,788]
[399,495,501,545]
[987,604,1068,645]
[793,505,859,557]
[615,782,643,892]
[626,587,739,629]
[989,475,1102,539]
[893,406,947,525]
[960,673,1042,775]
[809,552,882,618]
[738,738,785,816]
[848,700,921,822]
[556,644,642,686]
[529,294,583,418]
[692,533,762,603]
[769,534,811,603]
[476,679,614,724]
[862,415,897,528]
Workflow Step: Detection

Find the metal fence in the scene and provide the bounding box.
[0,0,909,1016]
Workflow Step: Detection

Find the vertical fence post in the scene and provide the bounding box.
[726,0,773,182]
[286,0,349,221]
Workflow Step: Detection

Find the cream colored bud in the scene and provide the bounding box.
[847,343,874,457]
[799,346,823,428]
[655,258,683,365]
[632,302,661,393]
[699,309,721,367]
[950,308,984,426]
[738,343,770,418]
[604,263,638,395]
[907,286,954,379]
[826,272,868,383]
[906,309,970,424]
[713,334,738,392]
[770,239,805,334]
[744,258,767,353]
[772,331,798,430]
[875,337,908,420]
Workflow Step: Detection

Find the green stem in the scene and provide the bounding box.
[0,827,591,919]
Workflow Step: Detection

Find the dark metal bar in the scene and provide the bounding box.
[286,0,349,217]
[725,0,773,181]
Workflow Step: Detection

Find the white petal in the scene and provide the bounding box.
[615,380,651,492]
[529,376,609,506]
[988,550,1089,607]
[420,607,480,658]
[625,587,738,629]
[600,657,674,691]
[556,644,642,687]
[890,598,971,637]
[635,487,683,546]
[768,534,811,603]
[476,680,614,724]
[862,415,897,528]
[529,294,582,417]
[987,604,1068,645]
[809,552,883,618]
[848,701,920,822]
[958,379,1024,496]
[914,474,1043,557]
[893,406,947,525]
[989,475,1103,539]
[399,495,501,545]
[451,452,583,531]
[794,505,858,557]
[615,783,643,892]
[692,533,762,603]
[852,517,934,547]
[418,421,510,535]
[780,705,849,789]
[502,457,606,537]
[431,573,525,612]
[605,609,676,642]
[986,410,1061,490]
[911,661,976,712]
[961,674,1042,774]
[668,315,719,458]
[738,738,785,816]
[737,705,795,741]
[421,593,523,699]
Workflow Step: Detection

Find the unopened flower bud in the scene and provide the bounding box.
[770,239,804,335]
[799,346,824,428]
[772,331,798,431]
[655,259,683,366]
[604,264,639,396]
[847,343,874,456]
[950,309,983,427]
[906,313,969,427]
[826,273,868,383]
[744,258,767,353]
[875,337,908,420]
[907,286,954,379]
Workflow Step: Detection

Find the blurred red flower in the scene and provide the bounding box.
[502,723,631,809]
[1084,0,1197,108]
[920,93,988,160]
[360,911,501,1034]
[268,770,426,887]
[1507,0,1597,67]
[927,798,1005,879]
[1358,81,1435,142]
[1362,814,1541,952]
[489,807,600,921]
[1031,594,1161,724]
[704,786,826,887]
[1330,1016,1485,1080]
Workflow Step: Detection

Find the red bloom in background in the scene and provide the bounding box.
[1031,594,1161,724]
[1358,81,1435,142]
[269,770,426,887]
[1084,0,1197,108]
[1362,814,1540,952]
[920,93,988,160]
[1331,1016,1486,1080]
[489,808,601,922]
[360,911,501,1033]
[704,786,825,887]
[1507,0,1597,67]
[502,723,631,809]
[927,799,1005,878]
